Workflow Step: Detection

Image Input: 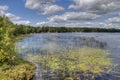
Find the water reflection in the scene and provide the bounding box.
[16,34,107,55]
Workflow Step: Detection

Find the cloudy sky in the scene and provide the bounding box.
[0,0,120,28]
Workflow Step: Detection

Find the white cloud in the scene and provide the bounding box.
[25,0,56,9]
[0,5,8,15]
[36,21,48,26]
[25,0,64,15]
[5,13,21,20]
[13,20,31,25]
[64,22,120,29]
[0,5,31,26]
[36,21,58,26]
[0,6,21,21]
[69,0,120,14]
[36,21,120,29]
[43,5,64,15]
[49,12,100,23]
[107,17,120,23]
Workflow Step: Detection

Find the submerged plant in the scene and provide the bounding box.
[29,47,115,80]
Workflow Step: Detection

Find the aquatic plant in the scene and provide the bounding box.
[29,47,114,80]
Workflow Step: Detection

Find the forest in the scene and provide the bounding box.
[14,25,120,35]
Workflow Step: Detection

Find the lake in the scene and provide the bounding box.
[16,33,120,80]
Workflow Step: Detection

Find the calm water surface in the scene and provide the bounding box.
[16,33,120,80]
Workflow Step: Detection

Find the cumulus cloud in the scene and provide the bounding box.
[0,5,8,15]
[13,20,31,25]
[36,21,58,26]
[49,12,100,23]
[5,13,21,20]
[25,0,56,9]
[36,21,120,29]
[43,5,64,15]
[64,22,119,28]
[36,21,48,26]
[25,0,64,15]
[0,5,31,25]
[79,22,111,28]
[69,0,120,14]
[0,5,21,21]
[107,17,120,23]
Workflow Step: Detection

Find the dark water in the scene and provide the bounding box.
[16,33,120,80]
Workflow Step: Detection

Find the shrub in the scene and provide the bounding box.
[0,57,36,80]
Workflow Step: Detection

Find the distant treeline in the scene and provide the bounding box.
[1,15,120,37]
[14,25,120,35]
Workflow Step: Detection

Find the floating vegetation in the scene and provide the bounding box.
[28,47,115,80]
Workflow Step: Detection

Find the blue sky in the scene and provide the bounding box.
[0,0,120,28]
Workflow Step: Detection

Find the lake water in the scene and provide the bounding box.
[16,33,120,80]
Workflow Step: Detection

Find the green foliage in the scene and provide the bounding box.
[29,47,114,80]
[0,57,36,80]
[0,16,36,80]
[0,16,15,65]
